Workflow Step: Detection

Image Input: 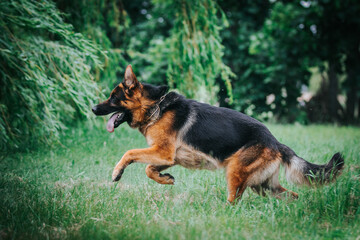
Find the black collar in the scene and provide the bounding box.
[145,91,179,123]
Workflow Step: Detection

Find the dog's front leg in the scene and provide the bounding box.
[112,145,175,182]
[145,164,176,185]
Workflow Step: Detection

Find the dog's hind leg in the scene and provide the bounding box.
[225,154,250,203]
[247,155,299,200]
[145,164,176,185]
[261,167,299,199]
[268,173,299,199]
[226,173,248,203]
[251,183,268,197]
[225,145,286,203]
[270,185,299,199]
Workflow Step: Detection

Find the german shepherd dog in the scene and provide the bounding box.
[92,65,344,203]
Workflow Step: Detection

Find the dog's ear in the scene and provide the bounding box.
[159,85,169,96]
[123,65,139,90]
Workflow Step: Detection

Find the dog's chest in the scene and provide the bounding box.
[174,142,221,170]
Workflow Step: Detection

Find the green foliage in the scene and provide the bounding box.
[159,0,234,104]
[124,1,173,86]
[246,1,312,121]
[1,123,359,238]
[220,0,360,123]
[0,0,104,151]
[219,0,273,113]
[219,1,311,121]
[119,0,235,104]
[56,0,129,90]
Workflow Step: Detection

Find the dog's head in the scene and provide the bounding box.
[92,65,169,132]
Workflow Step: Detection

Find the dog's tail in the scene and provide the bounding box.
[278,143,344,185]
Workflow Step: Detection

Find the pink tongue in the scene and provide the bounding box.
[107,113,120,133]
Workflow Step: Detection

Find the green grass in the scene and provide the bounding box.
[1,122,360,239]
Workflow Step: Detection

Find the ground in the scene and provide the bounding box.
[1,121,359,239]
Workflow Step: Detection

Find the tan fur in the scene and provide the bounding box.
[117,83,157,129]
[175,142,221,170]
[223,146,298,203]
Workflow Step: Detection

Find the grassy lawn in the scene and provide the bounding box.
[1,122,359,239]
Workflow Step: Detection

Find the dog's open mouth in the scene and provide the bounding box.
[107,111,126,133]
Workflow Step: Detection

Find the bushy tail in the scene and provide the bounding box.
[278,144,344,185]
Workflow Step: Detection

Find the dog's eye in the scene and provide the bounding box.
[110,95,119,104]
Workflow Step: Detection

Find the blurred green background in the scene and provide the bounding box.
[1,0,360,151]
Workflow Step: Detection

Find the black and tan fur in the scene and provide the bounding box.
[92,65,344,203]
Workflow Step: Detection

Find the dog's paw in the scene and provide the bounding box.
[112,168,124,182]
[161,173,175,185]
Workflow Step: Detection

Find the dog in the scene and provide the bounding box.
[92,65,344,203]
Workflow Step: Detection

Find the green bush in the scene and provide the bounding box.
[0,0,104,151]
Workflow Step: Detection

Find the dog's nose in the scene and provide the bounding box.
[92,106,97,114]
